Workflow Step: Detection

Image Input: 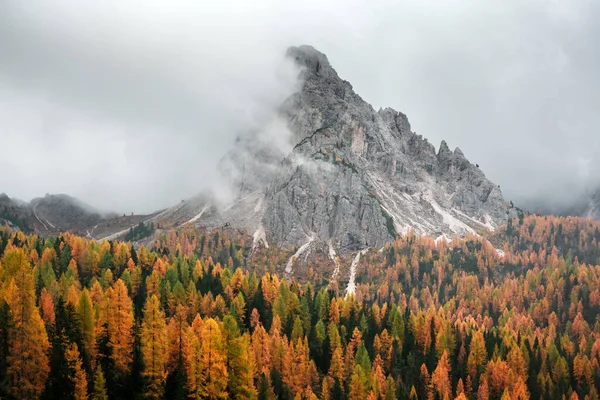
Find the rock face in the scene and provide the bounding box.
[583,190,600,219]
[261,46,509,251]
[0,193,167,240]
[0,193,99,234]
[159,45,513,254]
[30,194,104,231]
[0,193,35,232]
[0,193,134,238]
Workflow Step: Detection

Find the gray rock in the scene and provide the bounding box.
[0,193,109,236]
[583,189,600,219]
[163,45,515,255]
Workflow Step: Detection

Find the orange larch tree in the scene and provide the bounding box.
[4,248,50,399]
[141,294,168,399]
[65,342,89,400]
[106,279,134,375]
[199,318,228,399]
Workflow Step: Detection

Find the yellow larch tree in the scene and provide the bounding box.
[77,288,96,360]
[141,294,168,399]
[432,350,452,400]
[65,342,89,400]
[199,318,228,399]
[4,248,50,399]
[106,279,134,375]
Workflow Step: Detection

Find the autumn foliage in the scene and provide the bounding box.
[1,215,600,399]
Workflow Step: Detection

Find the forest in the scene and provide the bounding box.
[1,214,600,399]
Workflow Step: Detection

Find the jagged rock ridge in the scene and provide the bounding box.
[156,45,514,256]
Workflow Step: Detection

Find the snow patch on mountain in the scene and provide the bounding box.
[186,204,210,225]
[423,192,475,234]
[285,235,315,274]
[254,197,264,213]
[252,224,269,251]
[328,241,341,280]
[346,249,368,296]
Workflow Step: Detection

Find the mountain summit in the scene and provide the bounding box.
[154,45,514,255]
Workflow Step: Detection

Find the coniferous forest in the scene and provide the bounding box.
[1,215,600,399]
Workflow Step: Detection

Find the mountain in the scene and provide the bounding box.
[582,189,600,219]
[544,187,600,220]
[152,45,514,257]
[0,193,34,232]
[29,194,105,232]
[0,46,515,259]
[0,193,160,239]
[0,193,103,235]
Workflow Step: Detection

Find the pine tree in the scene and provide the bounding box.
[223,316,257,399]
[45,297,83,400]
[291,316,304,342]
[39,287,56,326]
[4,248,50,399]
[456,378,465,397]
[77,288,95,360]
[92,366,108,400]
[200,318,228,399]
[321,376,333,400]
[432,350,452,400]
[106,279,134,375]
[468,331,487,380]
[65,342,89,400]
[141,294,167,399]
[348,366,365,400]
[477,377,489,400]
[167,304,189,371]
[251,324,272,377]
[408,385,417,400]
[186,323,204,399]
[67,283,80,309]
[329,346,345,383]
[355,342,371,377]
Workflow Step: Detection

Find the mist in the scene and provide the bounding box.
[1,0,599,214]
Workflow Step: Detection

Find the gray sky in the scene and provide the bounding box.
[1,0,599,213]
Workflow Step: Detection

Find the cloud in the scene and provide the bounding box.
[0,0,301,212]
[0,0,599,214]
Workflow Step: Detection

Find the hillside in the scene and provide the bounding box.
[0,193,162,240]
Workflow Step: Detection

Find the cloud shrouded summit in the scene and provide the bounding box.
[1,0,599,214]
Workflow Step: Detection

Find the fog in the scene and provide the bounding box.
[1,0,599,213]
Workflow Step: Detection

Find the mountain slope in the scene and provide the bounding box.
[262,46,510,251]
[584,189,600,219]
[0,193,35,232]
[155,45,514,255]
[0,193,106,235]
[30,194,104,232]
[0,193,160,239]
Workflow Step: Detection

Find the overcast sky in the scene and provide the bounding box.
[1,0,599,213]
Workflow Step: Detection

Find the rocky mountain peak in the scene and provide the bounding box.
[438,140,450,151]
[286,45,335,78]
[0,45,519,287]
[149,45,514,264]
